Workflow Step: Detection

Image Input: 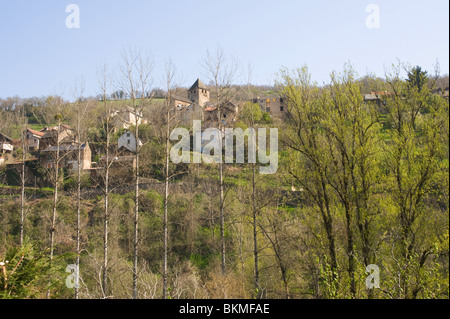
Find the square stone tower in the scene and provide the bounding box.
[188,78,210,108]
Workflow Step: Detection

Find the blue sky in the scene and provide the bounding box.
[0,0,448,99]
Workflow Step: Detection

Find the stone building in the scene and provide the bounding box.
[108,106,148,131]
[170,78,239,127]
[203,101,239,127]
[39,124,76,150]
[188,78,210,108]
[40,142,92,172]
[24,128,46,151]
[252,97,286,119]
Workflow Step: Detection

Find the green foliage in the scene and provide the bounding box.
[278,63,449,299]
[407,65,428,92]
[239,101,272,125]
[0,62,447,300]
[0,240,68,299]
[63,173,92,191]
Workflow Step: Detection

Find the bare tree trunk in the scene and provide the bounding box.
[19,107,27,246]
[247,67,261,298]
[50,116,61,260]
[215,75,226,277]
[252,162,261,298]
[74,89,88,300]
[202,47,238,276]
[217,96,226,276]
[162,72,172,299]
[75,119,81,300]
[163,116,169,299]
[119,48,153,299]
[220,157,226,275]
[102,86,110,298]
[47,115,61,299]
[133,100,139,300]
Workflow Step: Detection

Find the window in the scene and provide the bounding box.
[127,139,131,144]
[280,105,284,112]
[127,133,130,137]
[27,134,30,138]
[223,113,227,118]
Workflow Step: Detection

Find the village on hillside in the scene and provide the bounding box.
[0,78,293,188]
[1,77,449,188]
[0,65,448,301]
[1,78,448,190]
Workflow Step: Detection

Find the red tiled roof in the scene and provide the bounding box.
[27,129,46,137]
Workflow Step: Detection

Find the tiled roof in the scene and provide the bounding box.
[27,129,46,137]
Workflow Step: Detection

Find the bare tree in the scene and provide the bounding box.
[98,63,115,298]
[202,46,238,275]
[161,59,185,299]
[2,98,29,247]
[246,63,262,298]
[1,97,27,246]
[16,103,28,247]
[49,113,62,262]
[46,97,67,299]
[118,47,153,299]
[72,79,90,299]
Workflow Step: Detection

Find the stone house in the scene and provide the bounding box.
[252,97,286,119]
[170,78,239,127]
[24,128,46,151]
[40,142,92,172]
[39,124,76,150]
[203,101,239,127]
[172,95,193,110]
[109,106,148,131]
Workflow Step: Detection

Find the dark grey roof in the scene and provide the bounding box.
[189,78,208,91]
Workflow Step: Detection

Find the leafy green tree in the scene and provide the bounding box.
[407,66,428,92]
[0,241,67,299]
[239,102,264,123]
[382,64,448,298]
